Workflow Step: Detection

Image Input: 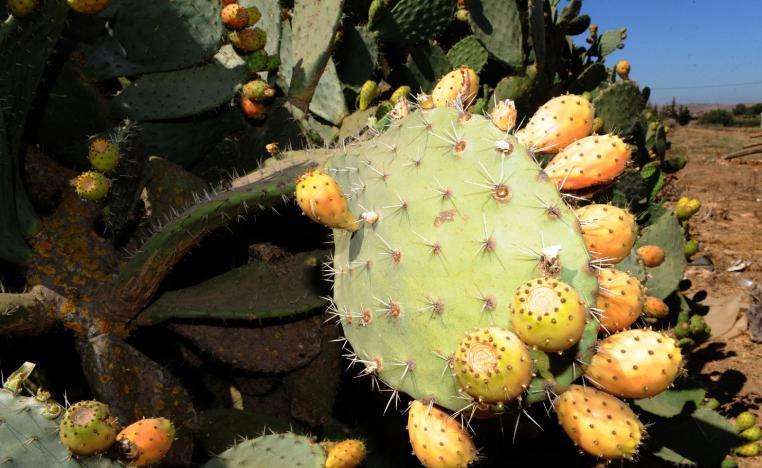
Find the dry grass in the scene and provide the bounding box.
[668,125,760,162]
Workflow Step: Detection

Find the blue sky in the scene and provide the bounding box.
[571,1,762,104]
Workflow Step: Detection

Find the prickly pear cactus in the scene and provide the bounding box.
[328,105,599,412]
[205,433,326,468]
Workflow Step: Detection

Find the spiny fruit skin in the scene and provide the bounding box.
[88,138,119,173]
[736,411,758,432]
[221,4,249,29]
[295,169,359,232]
[734,442,760,457]
[585,329,683,399]
[453,327,533,404]
[228,28,267,52]
[509,278,588,352]
[555,385,643,459]
[545,134,631,190]
[516,94,594,153]
[242,79,275,102]
[358,80,377,111]
[740,426,762,442]
[7,0,38,17]
[67,0,111,13]
[615,60,631,80]
[490,99,517,132]
[643,295,669,319]
[59,400,120,456]
[637,244,665,267]
[407,401,477,468]
[74,171,110,201]
[240,96,266,120]
[390,85,412,104]
[596,268,644,332]
[576,204,638,264]
[324,439,366,468]
[675,196,701,220]
[117,417,175,467]
[432,66,479,108]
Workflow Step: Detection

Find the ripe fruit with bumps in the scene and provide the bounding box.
[407,401,477,468]
[576,204,638,264]
[736,411,758,432]
[637,245,665,267]
[88,138,119,173]
[615,60,631,80]
[675,196,701,220]
[117,417,175,467]
[240,96,266,120]
[221,4,249,29]
[59,400,120,456]
[516,94,594,153]
[432,66,479,108]
[490,99,517,132]
[596,268,644,332]
[545,134,631,190]
[7,0,38,17]
[67,0,111,14]
[242,79,275,102]
[324,439,367,468]
[643,295,669,319]
[74,171,110,201]
[295,169,358,232]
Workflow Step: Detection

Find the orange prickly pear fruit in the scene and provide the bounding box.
[555,385,643,459]
[516,94,594,153]
[407,400,477,468]
[221,3,249,29]
[584,329,683,399]
[67,0,111,14]
[637,244,666,267]
[324,439,367,468]
[615,60,631,80]
[116,417,175,467]
[295,169,359,232]
[490,99,517,132]
[431,66,479,108]
[643,295,669,319]
[240,96,266,120]
[575,204,638,264]
[545,134,631,190]
[596,268,644,332]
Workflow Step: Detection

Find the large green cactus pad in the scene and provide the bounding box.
[593,80,644,138]
[328,107,598,412]
[468,0,523,67]
[205,433,326,468]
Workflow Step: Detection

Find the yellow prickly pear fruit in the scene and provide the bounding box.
[575,204,638,264]
[490,99,517,132]
[431,66,479,108]
[88,138,119,173]
[416,92,434,109]
[358,80,378,111]
[555,385,643,459]
[643,295,669,319]
[116,418,175,467]
[295,169,359,232]
[516,94,594,153]
[734,441,761,457]
[390,85,412,104]
[324,439,366,468]
[407,400,478,468]
[637,244,666,267]
[74,171,110,201]
[242,79,275,102]
[545,134,631,190]
[675,196,701,220]
[7,0,38,17]
[584,329,683,399]
[67,0,111,14]
[615,60,631,80]
[596,268,644,332]
[735,411,758,432]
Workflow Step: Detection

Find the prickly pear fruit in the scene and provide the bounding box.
[555,385,643,459]
[516,95,594,153]
[615,60,631,80]
[242,79,275,102]
[295,169,359,232]
[324,439,366,468]
[7,0,38,17]
[454,8,469,21]
[88,138,119,173]
[59,400,119,455]
[740,426,762,442]
[545,134,631,190]
[116,417,175,467]
[736,411,758,432]
[703,397,721,410]
[576,204,637,264]
[684,239,699,257]
[228,28,267,52]
[431,66,479,108]
[509,278,588,352]
[643,295,669,319]
[675,197,701,220]
[490,99,517,132]
[390,85,411,104]
[67,0,110,13]
[453,327,533,403]
[246,50,269,73]
[265,54,281,72]
[734,442,761,457]
[358,80,378,111]
[596,268,644,332]
[637,244,665,267]
[416,92,434,109]
[246,6,262,26]
[74,171,110,201]
[240,96,266,120]
[585,329,683,398]
[221,3,249,29]
[407,401,478,468]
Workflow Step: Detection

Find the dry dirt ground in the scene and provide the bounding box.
[667,124,762,466]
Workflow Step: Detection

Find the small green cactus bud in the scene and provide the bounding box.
[247,6,262,26]
[390,85,411,104]
[736,412,758,432]
[265,54,281,72]
[720,456,739,468]
[703,397,721,410]
[689,314,709,336]
[684,239,699,258]
[677,337,695,348]
[740,426,762,442]
[246,50,269,73]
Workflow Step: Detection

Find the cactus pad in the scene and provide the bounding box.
[205,433,326,468]
[592,80,644,138]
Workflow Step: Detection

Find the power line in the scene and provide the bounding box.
[651,80,762,91]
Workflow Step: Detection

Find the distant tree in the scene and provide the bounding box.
[750,103,762,115]
[733,103,748,115]
[677,106,692,125]
[697,109,734,126]
[668,97,678,118]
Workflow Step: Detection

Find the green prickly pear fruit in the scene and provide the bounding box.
[545,134,631,190]
[295,169,359,232]
[615,60,631,80]
[453,327,533,403]
[67,0,110,13]
[88,138,119,173]
[242,79,275,102]
[684,239,699,257]
[637,244,666,267]
[575,204,638,264]
[734,442,761,457]
[509,278,587,352]
[584,329,683,399]
[703,397,721,410]
[596,267,644,332]
[555,385,643,459]
[390,85,411,104]
[246,50,269,73]
[740,426,762,442]
[221,3,249,30]
[515,94,594,153]
[677,337,695,348]
[358,80,378,111]
[324,439,366,468]
[643,295,669,319]
[59,400,120,455]
[675,196,701,220]
[265,54,281,72]
[74,171,110,201]
[117,417,175,467]
[246,6,262,26]
[407,401,478,468]
[735,411,758,432]
[720,456,739,468]
[7,0,38,17]
[689,314,709,336]
[229,28,267,53]
[431,66,479,108]
[490,99,517,132]
[592,116,604,133]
